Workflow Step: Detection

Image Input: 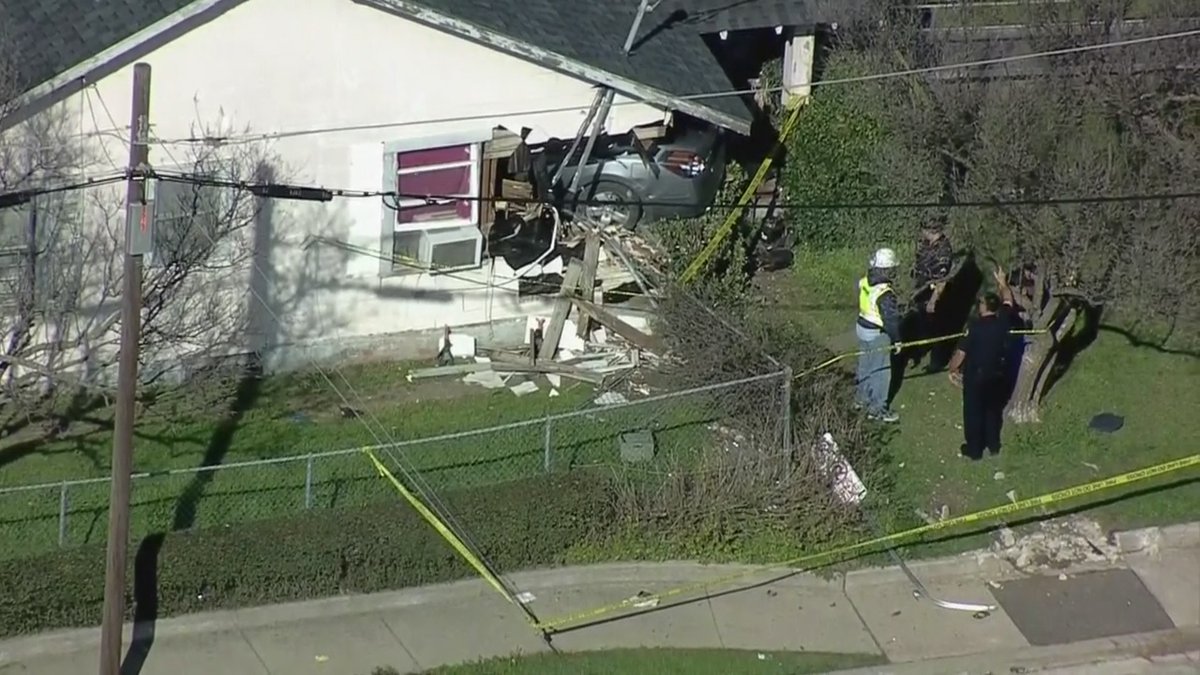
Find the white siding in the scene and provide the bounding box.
[66,0,665,368]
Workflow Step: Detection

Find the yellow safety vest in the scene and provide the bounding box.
[858,277,891,329]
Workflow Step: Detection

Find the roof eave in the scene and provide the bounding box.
[358,0,752,135]
[1,0,235,130]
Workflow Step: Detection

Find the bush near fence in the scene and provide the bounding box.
[0,374,783,561]
[0,471,617,638]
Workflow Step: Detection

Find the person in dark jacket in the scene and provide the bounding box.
[909,221,956,372]
[856,248,902,422]
[948,265,1016,460]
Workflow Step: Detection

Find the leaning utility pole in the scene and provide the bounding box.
[99,61,152,675]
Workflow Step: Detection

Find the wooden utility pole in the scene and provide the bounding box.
[99,62,152,675]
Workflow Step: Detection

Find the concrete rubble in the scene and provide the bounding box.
[991,516,1121,572]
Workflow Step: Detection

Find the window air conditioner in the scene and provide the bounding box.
[420,225,482,272]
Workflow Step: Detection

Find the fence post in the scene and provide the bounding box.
[304,455,315,509]
[543,416,552,473]
[781,368,793,459]
[58,481,70,547]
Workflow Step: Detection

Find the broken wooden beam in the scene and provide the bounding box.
[576,231,602,339]
[408,363,492,379]
[537,261,584,362]
[570,298,665,354]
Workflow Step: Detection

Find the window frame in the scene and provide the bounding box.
[380,130,492,277]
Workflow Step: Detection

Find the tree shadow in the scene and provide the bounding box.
[891,253,983,403]
[1098,323,1200,359]
[1040,303,1103,396]
[124,163,281,675]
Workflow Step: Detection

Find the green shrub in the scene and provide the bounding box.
[771,53,941,251]
[0,472,616,638]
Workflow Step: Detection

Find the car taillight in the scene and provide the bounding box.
[662,150,706,177]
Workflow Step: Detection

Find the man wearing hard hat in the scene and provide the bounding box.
[856,248,902,422]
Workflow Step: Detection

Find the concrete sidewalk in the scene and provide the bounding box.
[0,523,1196,675]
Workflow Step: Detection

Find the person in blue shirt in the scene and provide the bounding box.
[948,266,1017,460]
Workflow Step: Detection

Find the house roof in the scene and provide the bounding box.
[665,0,850,33]
[1,0,754,133]
[2,0,199,94]
[361,0,753,132]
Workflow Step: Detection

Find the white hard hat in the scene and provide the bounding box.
[870,248,898,269]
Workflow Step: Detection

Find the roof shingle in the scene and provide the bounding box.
[2,0,198,92]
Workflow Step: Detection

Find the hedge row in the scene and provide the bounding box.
[0,471,616,638]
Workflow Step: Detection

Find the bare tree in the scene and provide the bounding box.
[805,0,1200,422]
[1,50,280,442]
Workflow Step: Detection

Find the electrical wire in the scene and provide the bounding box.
[5,167,1199,213]
[94,27,1200,147]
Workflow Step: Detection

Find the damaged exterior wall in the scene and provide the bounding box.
[15,0,670,378]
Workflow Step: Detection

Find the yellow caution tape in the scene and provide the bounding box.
[362,448,523,610]
[532,453,1199,632]
[794,328,1048,379]
[680,100,808,284]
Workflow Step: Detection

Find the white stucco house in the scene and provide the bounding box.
[0,0,754,376]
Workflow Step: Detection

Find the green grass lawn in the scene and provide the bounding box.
[0,359,733,559]
[762,248,1200,553]
[414,648,884,675]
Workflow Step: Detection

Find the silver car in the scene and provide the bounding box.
[537,124,728,230]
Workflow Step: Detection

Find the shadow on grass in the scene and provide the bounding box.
[1099,323,1200,359]
[890,255,983,406]
[1041,303,1103,396]
[124,367,264,675]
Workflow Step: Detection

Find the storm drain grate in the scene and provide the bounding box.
[990,568,1175,646]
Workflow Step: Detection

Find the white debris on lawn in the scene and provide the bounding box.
[594,391,628,406]
[991,516,1120,572]
[812,433,868,505]
[438,331,477,359]
[462,370,509,389]
[524,316,587,354]
[509,381,540,397]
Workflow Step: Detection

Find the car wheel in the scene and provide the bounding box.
[584,181,642,230]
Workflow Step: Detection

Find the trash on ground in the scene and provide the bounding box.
[509,381,540,397]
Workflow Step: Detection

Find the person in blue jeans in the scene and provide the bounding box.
[856,248,903,422]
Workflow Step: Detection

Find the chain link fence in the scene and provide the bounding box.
[0,370,789,560]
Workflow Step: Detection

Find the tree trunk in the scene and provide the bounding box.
[1007,334,1050,423]
[1006,302,1077,424]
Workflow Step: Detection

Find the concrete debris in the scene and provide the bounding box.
[462,370,509,389]
[629,590,660,609]
[993,470,1006,481]
[594,391,628,406]
[1005,490,1017,504]
[510,381,540,397]
[438,330,477,360]
[991,516,1120,572]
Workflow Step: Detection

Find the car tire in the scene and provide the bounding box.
[584,180,643,230]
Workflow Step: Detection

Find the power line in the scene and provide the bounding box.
[133,27,1198,146]
[5,168,1200,211]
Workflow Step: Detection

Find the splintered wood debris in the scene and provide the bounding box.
[408,254,662,396]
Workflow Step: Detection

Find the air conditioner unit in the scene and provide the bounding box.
[421,225,482,272]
